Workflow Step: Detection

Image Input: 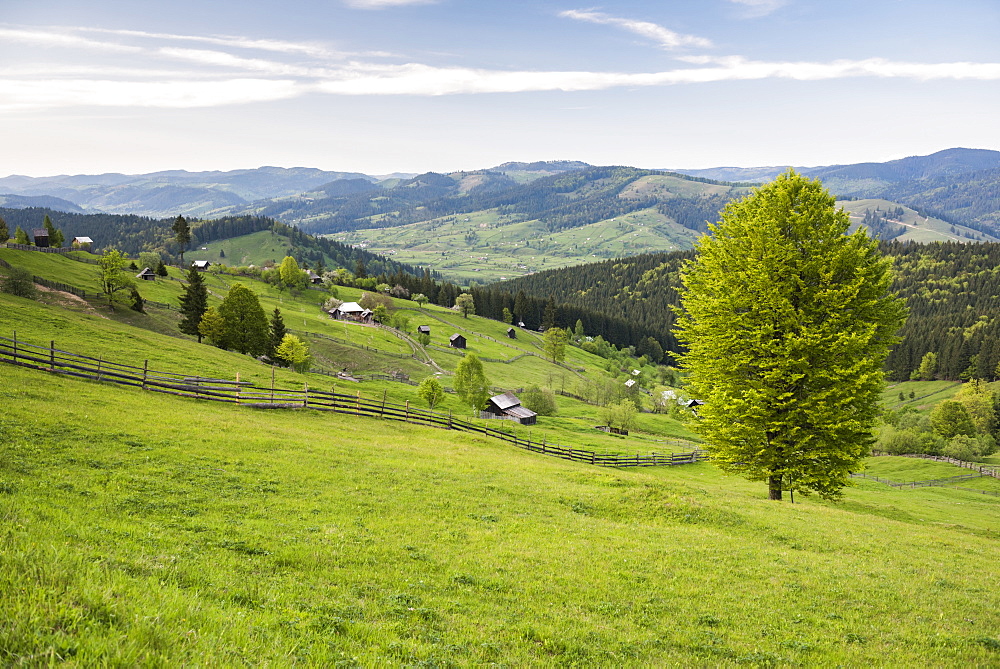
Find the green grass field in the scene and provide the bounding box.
[2,362,1000,665]
[5,246,1000,664]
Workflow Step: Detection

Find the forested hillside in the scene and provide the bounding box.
[478,241,1000,381]
[0,208,425,279]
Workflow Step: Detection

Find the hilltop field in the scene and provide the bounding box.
[2,247,1000,665]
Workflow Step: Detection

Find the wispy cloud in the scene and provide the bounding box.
[2,24,999,112]
[559,10,712,50]
[728,0,790,18]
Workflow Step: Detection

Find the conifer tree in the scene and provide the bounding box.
[178,265,209,342]
[42,214,64,248]
[675,171,907,501]
[173,215,192,264]
[268,307,287,362]
[0,215,9,242]
[14,226,30,244]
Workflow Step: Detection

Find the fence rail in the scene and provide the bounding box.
[0,333,707,470]
[870,451,999,479]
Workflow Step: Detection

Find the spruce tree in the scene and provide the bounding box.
[173,215,192,265]
[0,215,8,242]
[42,214,64,248]
[178,265,209,342]
[675,171,907,501]
[268,307,287,363]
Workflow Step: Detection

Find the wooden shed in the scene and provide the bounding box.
[482,392,537,425]
[136,267,156,281]
[32,229,49,247]
[306,270,322,284]
[417,325,431,335]
[72,236,93,250]
[192,260,211,271]
[449,333,466,349]
[506,327,517,339]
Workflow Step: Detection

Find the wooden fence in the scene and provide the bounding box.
[870,451,999,480]
[0,334,707,469]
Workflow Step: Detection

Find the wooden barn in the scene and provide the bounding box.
[449,333,466,349]
[506,327,516,339]
[136,267,156,281]
[481,392,537,425]
[192,260,211,271]
[32,229,49,248]
[329,301,373,323]
[417,325,431,335]
[306,270,322,284]
[72,236,93,250]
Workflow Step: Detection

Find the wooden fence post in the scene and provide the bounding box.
[381,390,387,417]
[50,340,55,371]
[448,410,452,429]
[96,356,103,382]
[405,400,409,423]
[12,330,16,364]
[271,366,275,404]
[142,359,148,390]
[304,383,309,408]
[356,391,361,416]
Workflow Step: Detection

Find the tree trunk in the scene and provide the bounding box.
[768,474,783,501]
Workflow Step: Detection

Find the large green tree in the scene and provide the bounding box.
[0,215,9,242]
[453,353,490,412]
[217,284,269,356]
[178,265,209,342]
[674,171,907,501]
[278,256,305,289]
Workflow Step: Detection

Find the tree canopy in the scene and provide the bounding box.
[217,284,269,356]
[674,171,907,501]
[453,353,490,412]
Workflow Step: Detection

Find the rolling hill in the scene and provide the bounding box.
[2,238,1000,665]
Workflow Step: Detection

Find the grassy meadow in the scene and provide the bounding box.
[5,244,1000,664]
[3,361,1000,666]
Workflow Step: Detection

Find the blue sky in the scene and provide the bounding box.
[2,0,999,176]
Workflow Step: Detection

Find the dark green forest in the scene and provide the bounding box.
[0,208,426,280]
[476,241,1000,381]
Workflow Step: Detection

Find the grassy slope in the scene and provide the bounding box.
[184,229,295,268]
[2,362,1000,665]
[0,251,697,453]
[839,199,998,244]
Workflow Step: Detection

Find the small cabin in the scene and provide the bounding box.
[32,229,49,248]
[449,333,466,349]
[417,325,431,335]
[192,260,211,271]
[136,267,156,281]
[482,392,537,425]
[329,301,372,323]
[687,398,705,417]
[306,270,322,284]
[506,327,517,339]
[72,236,93,250]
